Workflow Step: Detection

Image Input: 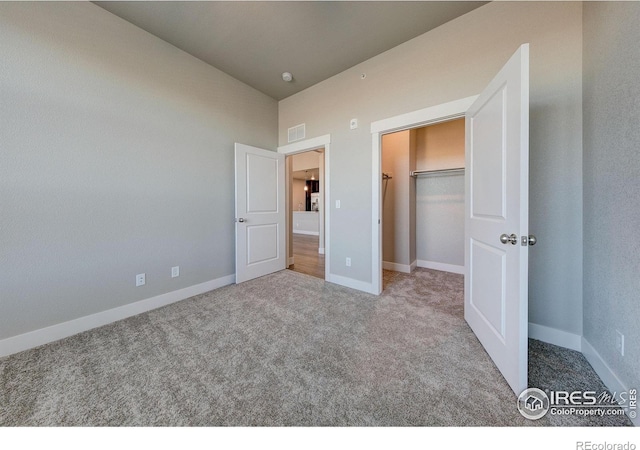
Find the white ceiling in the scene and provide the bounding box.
[94,1,486,100]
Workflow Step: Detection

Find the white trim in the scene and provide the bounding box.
[324,143,331,282]
[382,261,415,274]
[372,133,382,294]
[318,247,325,255]
[326,274,376,295]
[528,323,582,352]
[278,134,331,283]
[582,337,639,426]
[371,96,477,296]
[0,275,235,358]
[292,230,319,236]
[371,96,478,134]
[278,134,330,155]
[416,260,465,275]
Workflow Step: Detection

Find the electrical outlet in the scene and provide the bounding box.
[171,266,180,278]
[346,257,351,267]
[136,273,145,287]
[335,200,341,209]
[616,330,625,356]
[350,118,358,130]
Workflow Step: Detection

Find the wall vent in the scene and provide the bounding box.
[288,123,306,143]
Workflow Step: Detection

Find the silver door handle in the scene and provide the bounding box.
[528,235,537,246]
[236,218,246,223]
[499,233,518,245]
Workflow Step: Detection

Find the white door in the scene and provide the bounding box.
[235,143,286,284]
[464,44,529,396]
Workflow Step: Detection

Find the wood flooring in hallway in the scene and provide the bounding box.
[289,233,324,279]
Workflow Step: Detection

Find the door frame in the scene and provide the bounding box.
[278,134,331,281]
[370,96,477,294]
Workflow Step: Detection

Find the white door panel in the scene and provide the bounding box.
[246,154,279,213]
[471,88,506,220]
[470,239,507,339]
[235,143,286,284]
[465,44,529,396]
[247,224,279,265]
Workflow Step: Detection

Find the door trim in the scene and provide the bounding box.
[278,134,331,281]
[370,96,477,294]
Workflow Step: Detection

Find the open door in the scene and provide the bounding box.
[464,44,529,396]
[235,143,286,284]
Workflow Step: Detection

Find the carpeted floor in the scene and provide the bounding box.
[0,269,632,426]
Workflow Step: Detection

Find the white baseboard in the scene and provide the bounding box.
[582,337,639,427]
[416,260,464,275]
[318,247,325,255]
[382,261,414,273]
[0,274,236,358]
[528,323,582,352]
[326,274,376,295]
[293,230,319,236]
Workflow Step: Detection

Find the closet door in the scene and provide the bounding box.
[465,44,530,396]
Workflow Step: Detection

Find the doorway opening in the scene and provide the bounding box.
[278,134,331,282]
[287,149,325,279]
[380,118,465,292]
[371,96,476,294]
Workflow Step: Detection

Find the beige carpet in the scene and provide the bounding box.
[0,268,631,426]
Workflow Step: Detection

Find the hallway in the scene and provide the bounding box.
[289,234,324,279]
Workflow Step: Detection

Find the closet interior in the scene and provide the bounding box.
[381,118,466,279]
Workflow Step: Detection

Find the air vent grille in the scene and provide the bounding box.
[287,123,305,143]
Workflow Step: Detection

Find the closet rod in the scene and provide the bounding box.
[410,168,465,177]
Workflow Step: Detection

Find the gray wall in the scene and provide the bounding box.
[583,2,640,396]
[414,120,465,268]
[381,130,415,267]
[415,175,465,267]
[0,3,277,340]
[279,2,583,335]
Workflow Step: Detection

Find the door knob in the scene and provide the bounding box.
[236,218,246,223]
[499,233,518,245]
[528,235,537,246]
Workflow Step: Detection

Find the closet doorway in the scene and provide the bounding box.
[287,149,325,279]
[381,118,465,291]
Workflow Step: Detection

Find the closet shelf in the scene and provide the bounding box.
[410,168,465,178]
